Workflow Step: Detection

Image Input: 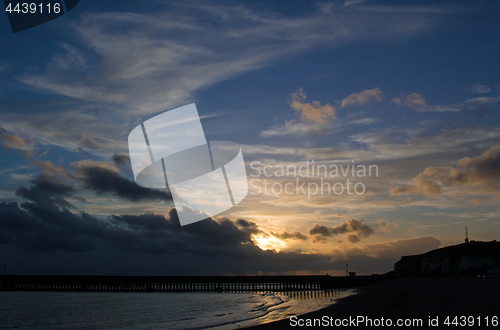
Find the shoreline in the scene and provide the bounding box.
[224,289,356,329]
[245,277,500,329]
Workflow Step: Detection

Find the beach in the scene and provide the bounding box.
[246,277,500,329]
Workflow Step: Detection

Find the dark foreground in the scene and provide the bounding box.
[246,277,500,329]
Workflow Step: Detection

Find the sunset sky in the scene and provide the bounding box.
[1,0,500,276]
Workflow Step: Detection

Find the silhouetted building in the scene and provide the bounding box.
[394,241,500,276]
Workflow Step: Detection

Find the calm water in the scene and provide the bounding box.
[0,290,354,329]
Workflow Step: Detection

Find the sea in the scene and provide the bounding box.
[0,289,354,329]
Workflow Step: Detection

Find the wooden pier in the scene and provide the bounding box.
[0,275,384,292]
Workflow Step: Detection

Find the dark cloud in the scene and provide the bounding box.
[271,231,308,241]
[1,162,432,276]
[235,219,308,241]
[112,153,131,168]
[312,235,329,244]
[0,175,360,274]
[78,165,172,202]
[0,191,101,253]
[0,175,441,275]
[31,159,169,203]
[347,235,361,243]
[0,194,335,274]
[309,224,330,236]
[309,219,374,243]
[235,219,266,236]
[15,175,75,209]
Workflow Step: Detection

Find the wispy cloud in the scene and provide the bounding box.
[393,92,500,112]
[465,84,492,94]
[20,6,439,114]
[425,96,500,112]
[351,118,376,125]
[341,87,383,108]
[259,121,337,138]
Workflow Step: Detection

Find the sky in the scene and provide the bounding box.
[1,0,500,276]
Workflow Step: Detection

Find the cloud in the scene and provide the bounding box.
[77,165,172,202]
[236,219,266,236]
[309,218,374,243]
[77,147,92,156]
[289,88,336,124]
[390,171,442,196]
[51,43,87,71]
[350,237,441,259]
[465,84,492,94]
[260,88,338,138]
[15,175,76,209]
[341,87,383,108]
[425,96,500,112]
[271,231,308,241]
[259,121,336,138]
[0,194,336,274]
[290,87,336,124]
[79,134,113,149]
[392,97,402,105]
[31,159,169,203]
[0,173,444,275]
[0,202,97,253]
[18,3,441,116]
[72,159,120,173]
[1,2,444,156]
[0,127,35,151]
[252,124,500,166]
[324,236,441,275]
[391,144,500,196]
[404,93,427,110]
[235,219,307,241]
[35,160,75,179]
[112,153,131,168]
[350,118,376,125]
[398,92,500,112]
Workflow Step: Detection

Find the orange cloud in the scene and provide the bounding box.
[79,134,113,149]
[290,88,336,124]
[341,87,383,108]
[0,128,35,151]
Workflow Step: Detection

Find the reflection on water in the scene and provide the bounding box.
[225,289,355,329]
[283,289,347,300]
[0,289,355,330]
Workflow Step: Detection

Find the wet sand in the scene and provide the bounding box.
[246,277,500,329]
